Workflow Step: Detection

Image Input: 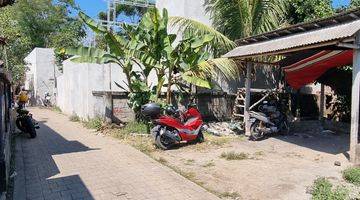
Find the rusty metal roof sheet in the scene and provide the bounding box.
[224,20,360,59]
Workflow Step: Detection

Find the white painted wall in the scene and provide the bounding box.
[56,60,108,119]
[56,58,158,119]
[24,48,60,105]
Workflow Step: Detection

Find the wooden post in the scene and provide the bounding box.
[244,62,252,136]
[350,31,360,163]
[319,84,325,121]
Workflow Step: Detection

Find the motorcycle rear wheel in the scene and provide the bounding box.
[16,117,36,138]
[250,120,265,141]
[279,120,290,135]
[155,134,174,150]
[152,126,174,150]
[196,131,204,143]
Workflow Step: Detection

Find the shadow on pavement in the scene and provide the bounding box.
[15,120,97,200]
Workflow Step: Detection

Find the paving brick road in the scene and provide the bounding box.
[14,108,220,200]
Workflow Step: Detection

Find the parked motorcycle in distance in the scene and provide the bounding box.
[43,92,51,107]
[16,108,39,138]
[141,103,204,150]
[249,98,290,141]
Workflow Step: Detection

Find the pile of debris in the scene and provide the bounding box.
[203,121,243,136]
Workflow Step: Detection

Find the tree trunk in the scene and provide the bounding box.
[166,68,173,104]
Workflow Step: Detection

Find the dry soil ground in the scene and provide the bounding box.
[149,130,352,200]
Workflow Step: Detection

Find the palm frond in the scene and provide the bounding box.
[204,0,288,39]
[66,46,119,64]
[198,58,241,82]
[169,16,236,53]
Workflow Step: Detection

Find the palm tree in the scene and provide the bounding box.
[204,0,288,40]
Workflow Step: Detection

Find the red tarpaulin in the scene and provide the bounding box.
[283,50,353,89]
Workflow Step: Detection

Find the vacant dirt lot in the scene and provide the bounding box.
[150,130,352,200]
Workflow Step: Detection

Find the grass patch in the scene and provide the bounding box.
[119,121,148,135]
[254,151,265,156]
[69,114,80,122]
[219,191,241,199]
[109,123,155,155]
[52,106,62,113]
[83,117,103,130]
[184,159,195,165]
[343,167,360,185]
[311,177,348,200]
[220,151,250,160]
[157,157,168,164]
[201,161,215,168]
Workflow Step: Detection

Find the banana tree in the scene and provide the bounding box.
[137,8,239,104]
[65,12,155,120]
[66,12,150,92]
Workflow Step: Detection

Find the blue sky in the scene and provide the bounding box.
[75,0,107,18]
[75,0,352,19]
[333,0,351,7]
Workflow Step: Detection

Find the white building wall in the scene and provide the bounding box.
[156,0,211,26]
[24,48,59,105]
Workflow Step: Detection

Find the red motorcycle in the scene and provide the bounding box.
[142,103,204,149]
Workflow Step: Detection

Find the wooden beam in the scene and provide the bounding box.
[350,31,360,163]
[244,62,252,136]
[337,42,360,49]
[233,59,279,66]
[319,84,325,121]
[249,92,271,111]
[298,27,306,31]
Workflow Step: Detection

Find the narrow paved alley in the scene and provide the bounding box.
[13,108,219,200]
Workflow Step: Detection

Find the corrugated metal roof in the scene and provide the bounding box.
[224,20,360,59]
[236,8,360,45]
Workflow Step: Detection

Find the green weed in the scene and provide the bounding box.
[201,161,215,168]
[343,167,360,185]
[52,106,62,113]
[220,151,250,160]
[311,177,348,200]
[83,117,103,130]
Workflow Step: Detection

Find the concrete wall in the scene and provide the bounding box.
[57,60,109,119]
[24,48,60,105]
[56,60,151,120]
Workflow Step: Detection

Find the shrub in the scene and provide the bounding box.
[311,177,348,200]
[343,167,360,185]
[220,151,249,160]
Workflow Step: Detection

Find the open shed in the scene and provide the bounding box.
[224,8,360,163]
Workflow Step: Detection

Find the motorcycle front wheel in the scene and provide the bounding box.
[250,120,265,141]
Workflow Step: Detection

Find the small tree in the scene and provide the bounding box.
[67,8,239,118]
